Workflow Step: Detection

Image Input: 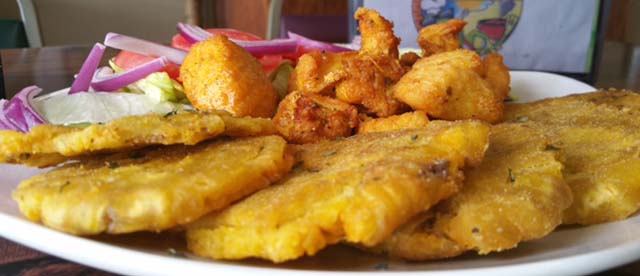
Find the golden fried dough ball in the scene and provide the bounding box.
[355,8,400,58]
[181,36,278,117]
[288,51,353,94]
[335,55,406,117]
[418,19,466,57]
[394,49,509,123]
[273,91,358,144]
[358,111,430,134]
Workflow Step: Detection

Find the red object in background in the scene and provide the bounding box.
[476,19,507,41]
[113,51,181,80]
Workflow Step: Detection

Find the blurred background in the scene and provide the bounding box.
[0,0,638,89]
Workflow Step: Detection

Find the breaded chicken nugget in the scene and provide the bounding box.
[370,123,571,260]
[358,111,429,134]
[504,91,640,225]
[273,91,358,144]
[394,49,509,123]
[186,120,489,263]
[482,53,511,99]
[12,135,293,235]
[355,8,400,58]
[288,51,353,94]
[287,8,405,117]
[418,19,466,57]
[400,51,421,68]
[335,55,406,117]
[0,112,276,167]
[181,36,278,117]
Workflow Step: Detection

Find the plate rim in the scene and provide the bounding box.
[1,71,636,276]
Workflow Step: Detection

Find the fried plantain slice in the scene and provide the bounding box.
[0,111,276,167]
[560,89,640,112]
[369,123,571,260]
[504,90,640,225]
[357,111,430,134]
[186,120,490,263]
[12,135,293,235]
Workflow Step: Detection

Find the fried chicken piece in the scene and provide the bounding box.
[369,123,571,260]
[186,120,490,263]
[335,55,406,117]
[0,112,276,167]
[12,135,293,235]
[358,111,429,134]
[287,8,405,117]
[288,51,353,94]
[482,53,511,99]
[418,19,466,57]
[394,49,510,123]
[400,51,421,68]
[273,91,358,144]
[355,7,400,58]
[504,90,640,225]
[181,36,278,117]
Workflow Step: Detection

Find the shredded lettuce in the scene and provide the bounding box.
[269,61,294,99]
[33,88,191,126]
[108,59,187,103]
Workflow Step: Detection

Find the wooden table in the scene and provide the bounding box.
[1,46,640,276]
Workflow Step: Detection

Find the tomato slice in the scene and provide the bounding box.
[171,28,262,51]
[113,51,181,80]
[259,55,286,73]
[282,45,317,61]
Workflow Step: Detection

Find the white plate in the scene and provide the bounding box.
[3,72,640,276]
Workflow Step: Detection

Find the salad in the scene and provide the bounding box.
[0,23,354,132]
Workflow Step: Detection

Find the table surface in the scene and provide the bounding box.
[1,45,640,276]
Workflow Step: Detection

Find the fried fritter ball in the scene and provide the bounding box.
[394,49,510,123]
[335,55,406,117]
[13,135,293,235]
[355,8,400,58]
[186,120,490,263]
[418,19,466,57]
[181,36,278,117]
[504,91,640,225]
[358,111,429,134]
[369,123,571,260]
[273,91,358,144]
